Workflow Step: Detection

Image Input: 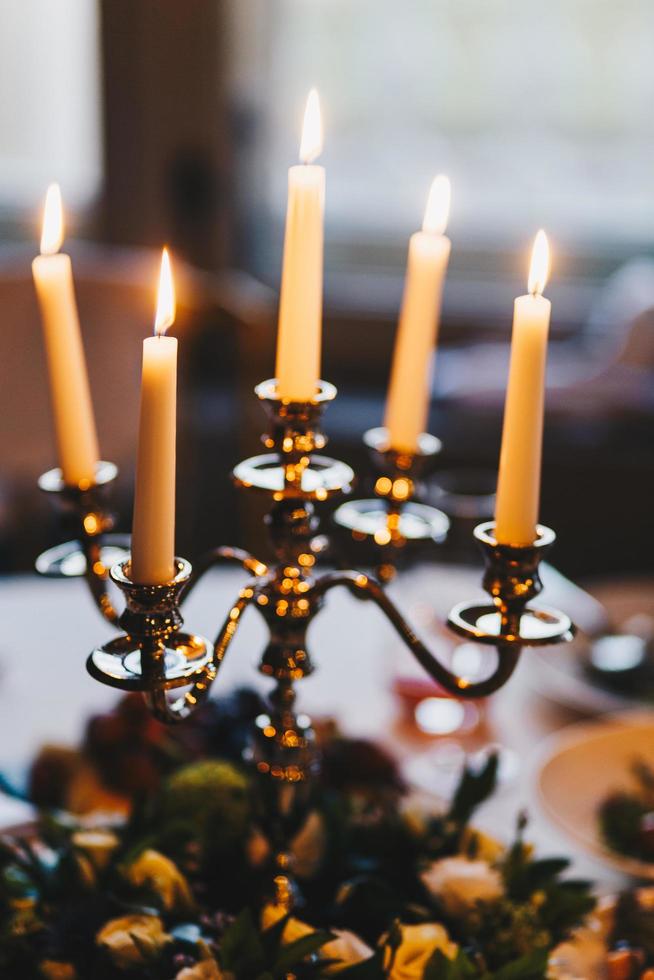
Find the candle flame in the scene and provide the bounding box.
[299,88,323,164]
[422,175,451,235]
[528,229,550,296]
[40,183,64,255]
[154,247,176,336]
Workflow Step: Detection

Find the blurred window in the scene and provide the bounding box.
[235,0,654,254]
[0,0,102,227]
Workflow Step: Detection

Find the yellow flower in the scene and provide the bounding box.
[96,914,170,969]
[124,848,194,912]
[460,827,505,863]
[388,923,457,980]
[261,902,315,944]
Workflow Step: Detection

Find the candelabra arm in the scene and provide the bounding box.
[181,547,268,602]
[314,571,522,699]
[212,584,257,665]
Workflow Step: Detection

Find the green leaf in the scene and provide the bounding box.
[423,948,479,980]
[1,864,37,900]
[260,911,290,960]
[273,929,335,975]
[220,908,266,975]
[539,879,595,939]
[448,754,499,827]
[504,856,570,900]
[492,947,549,979]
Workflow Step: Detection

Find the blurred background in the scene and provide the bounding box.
[1,0,653,576]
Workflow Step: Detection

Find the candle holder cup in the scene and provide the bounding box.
[87,558,216,724]
[448,521,575,647]
[36,461,130,624]
[333,426,449,580]
[79,376,575,908]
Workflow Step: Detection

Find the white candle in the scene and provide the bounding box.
[275,88,325,402]
[32,184,99,487]
[495,230,551,546]
[384,175,451,452]
[130,248,178,585]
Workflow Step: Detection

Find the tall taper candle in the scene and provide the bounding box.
[275,88,325,402]
[32,184,99,487]
[384,176,451,452]
[130,248,177,584]
[494,231,551,546]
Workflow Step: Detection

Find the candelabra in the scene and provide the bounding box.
[37,376,575,907]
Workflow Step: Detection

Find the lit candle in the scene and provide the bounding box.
[275,88,325,402]
[130,248,178,585]
[384,176,451,452]
[32,183,99,487]
[494,231,551,546]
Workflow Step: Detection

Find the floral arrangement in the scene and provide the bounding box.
[0,692,598,979]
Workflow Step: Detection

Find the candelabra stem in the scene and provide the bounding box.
[82,536,120,625]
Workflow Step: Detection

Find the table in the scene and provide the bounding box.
[0,559,644,894]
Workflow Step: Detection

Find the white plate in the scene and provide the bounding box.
[537,711,654,879]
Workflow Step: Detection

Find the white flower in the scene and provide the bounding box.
[388,923,457,980]
[124,848,194,912]
[323,930,374,973]
[176,960,223,980]
[96,914,170,969]
[261,904,373,973]
[421,857,504,916]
